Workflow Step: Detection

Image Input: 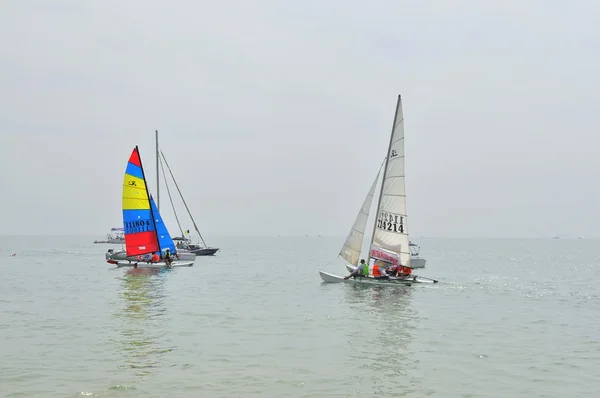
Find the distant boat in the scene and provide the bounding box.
[93,227,125,244]
[319,95,436,286]
[106,146,195,268]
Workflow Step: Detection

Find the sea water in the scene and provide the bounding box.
[1,236,599,397]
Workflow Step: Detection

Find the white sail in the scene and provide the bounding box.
[369,95,411,267]
[339,165,382,265]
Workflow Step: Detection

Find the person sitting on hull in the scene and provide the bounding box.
[386,263,401,277]
[344,259,369,280]
[372,260,390,279]
[163,249,174,267]
[388,264,413,278]
[399,265,413,277]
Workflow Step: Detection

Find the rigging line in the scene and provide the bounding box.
[160,150,209,248]
[159,154,185,240]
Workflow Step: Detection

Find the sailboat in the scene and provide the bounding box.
[104,130,214,262]
[106,146,195,268]
[154,131,220,256]
[319,95,437,285]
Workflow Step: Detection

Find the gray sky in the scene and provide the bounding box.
[1,0,598,238]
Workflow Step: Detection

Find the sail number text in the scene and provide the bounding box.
[124,219,152,234]
[376,211,404,234]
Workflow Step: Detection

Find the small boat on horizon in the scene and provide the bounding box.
[93,227,125,244]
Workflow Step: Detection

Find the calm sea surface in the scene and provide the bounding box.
[1,236,599,397]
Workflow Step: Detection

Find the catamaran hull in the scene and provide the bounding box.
[94,239,125,244]
[109,260,194,268]
[186,247,219,256]
[344,264,438,284]
[105,249,196,262]
[410,257,426,268]
[319,271,412,286]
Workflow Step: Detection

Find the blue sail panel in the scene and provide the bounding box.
[149,195,177,254]
[125,162,144,180]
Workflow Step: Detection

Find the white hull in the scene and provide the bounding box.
[94,239,125,244]
[410,257,426,268]
[112,260,194,268]
[105,249,196,262]
[344,264,438,284]
[319,271,413,286]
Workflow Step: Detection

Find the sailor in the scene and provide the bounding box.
[372,262,382,277]
[372,260,390,279]
[164,249,174,266]
[400,265,413,277]
[343,259,369,280]
[387,263,401,277]
[151,252,160,263]
[359,259,369,276]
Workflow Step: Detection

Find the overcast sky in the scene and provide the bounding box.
[1,0,598,238]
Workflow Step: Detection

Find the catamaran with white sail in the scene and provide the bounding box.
[319,95,437,285]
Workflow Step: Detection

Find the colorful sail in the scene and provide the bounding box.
[150,195,177,254]
[122,147,160,256]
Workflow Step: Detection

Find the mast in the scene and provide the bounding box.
[160,150,209,248]
[155,129,160,211]
[366,95,402,265]
[136,146,162,253]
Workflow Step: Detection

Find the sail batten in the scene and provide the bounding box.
[368,95,411,267]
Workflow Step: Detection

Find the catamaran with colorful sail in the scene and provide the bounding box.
[319,95,437,286]
[106,146,195,268]
[106,130,217,260]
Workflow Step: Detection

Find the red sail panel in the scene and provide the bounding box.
[124,231,159,256]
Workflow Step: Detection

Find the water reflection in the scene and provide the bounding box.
[343,285,419,395]
[114,268,173,377]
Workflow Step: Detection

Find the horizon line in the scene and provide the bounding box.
[0,234,591,239]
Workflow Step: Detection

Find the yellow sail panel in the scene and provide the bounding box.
[123,175,146,191]
[123,175,150,210]
[123,195,150,210]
